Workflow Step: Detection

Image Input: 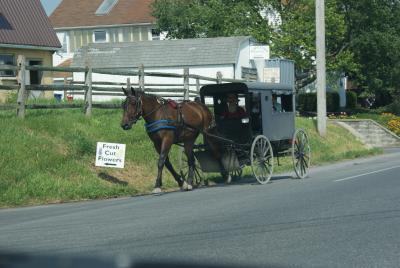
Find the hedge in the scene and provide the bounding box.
[385,101,400,116]
[297,92,340,113]
[346,91,357,109]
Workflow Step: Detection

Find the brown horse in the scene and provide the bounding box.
[121,88,228,193]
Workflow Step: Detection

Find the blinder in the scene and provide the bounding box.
[123,95,143,125]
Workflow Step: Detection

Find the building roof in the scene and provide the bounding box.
[50,0,154,29]
[0,0,61,50]
[72,36,253,68]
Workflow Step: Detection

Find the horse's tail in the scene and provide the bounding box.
[196,102,215,131]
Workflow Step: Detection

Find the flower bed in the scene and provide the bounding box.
[328,112,400,136]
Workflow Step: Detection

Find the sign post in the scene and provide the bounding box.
[95,142,126,168]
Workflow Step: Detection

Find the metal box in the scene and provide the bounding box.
[264,59,295,90]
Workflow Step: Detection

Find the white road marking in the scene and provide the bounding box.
[334,165,400,182]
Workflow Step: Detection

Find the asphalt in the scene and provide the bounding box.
[1,150,400,268]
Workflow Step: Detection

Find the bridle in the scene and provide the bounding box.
[123,94,166,126]
[123,95,143,125]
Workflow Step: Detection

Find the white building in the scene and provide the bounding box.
[70,36,270,101]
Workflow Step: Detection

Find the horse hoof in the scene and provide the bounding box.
[226,175,232,184]
[181,181,188,191]
[187,184,193,191]
[152,188,162,194]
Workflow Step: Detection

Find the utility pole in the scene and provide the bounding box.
[316,0,327,136]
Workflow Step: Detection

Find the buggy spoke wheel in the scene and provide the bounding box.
[292,129,311,179]
[251,135,274,184]
[179,153,204,187]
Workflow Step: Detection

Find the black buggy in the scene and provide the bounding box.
[181,82,311,185]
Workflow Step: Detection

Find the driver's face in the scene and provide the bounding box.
[227,95,238,104]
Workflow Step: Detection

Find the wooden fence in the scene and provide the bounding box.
[0,55,245,118]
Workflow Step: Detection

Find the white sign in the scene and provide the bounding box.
[250,45,270,59]
[95,142,126,168]
[263,67,280,83]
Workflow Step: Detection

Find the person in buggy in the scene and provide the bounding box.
[221,93,247,119]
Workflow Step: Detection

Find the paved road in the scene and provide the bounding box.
[1,151,400,268]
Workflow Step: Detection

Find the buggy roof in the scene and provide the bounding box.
[200,82,294,96]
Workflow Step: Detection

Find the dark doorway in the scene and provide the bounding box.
[28,60,42,85]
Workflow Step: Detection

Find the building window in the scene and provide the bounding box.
[93,30,108,43]
[0,54,15,77]
[151,29,160,40]
[95,0,119,15]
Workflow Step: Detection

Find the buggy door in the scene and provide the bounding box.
[260,90,295,141]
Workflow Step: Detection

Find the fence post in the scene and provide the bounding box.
[84,65,92,116]
[183,68,189,100]
[126,77,131,94]
[63,77,68,101]
[138,64,144,92]
[196,78,200,93]
[216,71,223,84]
[16,55,26,118]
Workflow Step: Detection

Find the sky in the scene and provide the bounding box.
[40,0,62,15]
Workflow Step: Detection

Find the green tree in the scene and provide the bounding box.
[267,0,355,88]
[152,0,271,42]
[152,0,352,88]
[341,0,400,106]
[152,0,400,106]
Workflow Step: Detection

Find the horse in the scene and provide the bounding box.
[120,88,230,193]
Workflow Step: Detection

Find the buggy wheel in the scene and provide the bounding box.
[250,135,274,184]
[229,168,243,179]
[292,129,311,179]
[179,152,205,187]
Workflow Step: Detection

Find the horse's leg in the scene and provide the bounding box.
[152,137,174,194]
[183,140,195,191]
[153,141,183,188]
[206,136,231,184]
[164,156,184,187]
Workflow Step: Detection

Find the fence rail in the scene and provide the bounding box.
[0,58,245,118]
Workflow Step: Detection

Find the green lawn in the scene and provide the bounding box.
[0,109,380,207]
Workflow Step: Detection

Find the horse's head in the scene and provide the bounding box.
[121,87,142,130]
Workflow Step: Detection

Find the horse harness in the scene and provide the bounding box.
[129,96,198,137]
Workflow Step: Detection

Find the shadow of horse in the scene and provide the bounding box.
[98,172,128,186]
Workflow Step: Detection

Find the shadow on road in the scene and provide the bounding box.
[98,172,128,186]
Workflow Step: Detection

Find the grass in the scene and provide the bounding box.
[0,109,380,208]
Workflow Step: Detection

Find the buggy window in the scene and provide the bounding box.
[272,93,293,113]
[251,93,262,133]
[208,94,247,119]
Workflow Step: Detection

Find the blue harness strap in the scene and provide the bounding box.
[145,119,176,133]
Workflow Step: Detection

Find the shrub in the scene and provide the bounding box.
[5,92,17,104]
[297,92,340,112]
[388,118,400,135]
[346,91,358,109]
[326,92,340,112]
[297,93,316,112]
[385,101,400,116]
